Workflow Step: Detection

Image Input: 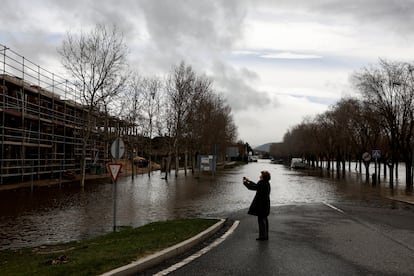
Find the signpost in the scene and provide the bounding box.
[111,137,125,160]
[372,150,381,160]
[198,155,217,177]
[372,149,381,184]
[110,138,124,231]
[362,152,371,162]
[108,163,122,182]
[362,152,371,183]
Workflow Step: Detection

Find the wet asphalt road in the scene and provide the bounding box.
[149,202,414,276]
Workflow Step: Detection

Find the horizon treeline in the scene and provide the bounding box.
[270,59,414,188]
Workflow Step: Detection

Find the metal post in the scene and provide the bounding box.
[113,137,119,232]
[131,150,134,180]
[113,177,117,232]
[198,155,201,179]
[0,46,6,185]
[412,144,414,186]
[31,160,34,192]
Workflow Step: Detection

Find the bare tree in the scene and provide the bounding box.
[59,24,128,186]
[139,77,163,177]
[353,59,414,187]
[280,97,382,179]
[276,59,414,187]
[165,62,197,177]
[195,92,237,159]
[120,74,144,178]
[163,61,238,178]
[183,75,213,173]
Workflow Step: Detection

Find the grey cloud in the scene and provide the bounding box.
[256,0,414,37]
[1,0,143,72]
[136,0,247,70]
[139,0,245,48]
[45,0,139,36]
[314,0,414,34]
[2,32,61,70]
[1,0,28,23]
[211,61,276,111]
[1,0,249,75]
[1,0,259,103]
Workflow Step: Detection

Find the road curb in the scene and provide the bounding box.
[388,196,414,205]
[101,218,226,276]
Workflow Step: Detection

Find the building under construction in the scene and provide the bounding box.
[0,45,130,186]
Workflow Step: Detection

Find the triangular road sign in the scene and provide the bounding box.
[107,163,122,181]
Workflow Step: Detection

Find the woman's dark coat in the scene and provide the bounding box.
[243,179,271,217]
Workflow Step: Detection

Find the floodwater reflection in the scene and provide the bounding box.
[0,160,411,250]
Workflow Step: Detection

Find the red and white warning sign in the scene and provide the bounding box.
[107,163,122,181]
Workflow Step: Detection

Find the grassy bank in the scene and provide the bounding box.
[0,218,218,276]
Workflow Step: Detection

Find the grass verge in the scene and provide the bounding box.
[0,218,218,276]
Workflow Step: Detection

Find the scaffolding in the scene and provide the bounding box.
[0,44,122,185]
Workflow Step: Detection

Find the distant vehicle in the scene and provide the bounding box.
[290,158,307,169]
[248,155,259,162]
[134,157,149,168]
[270,158,284,164]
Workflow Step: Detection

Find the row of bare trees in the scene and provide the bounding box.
[121,62,237,179]
[271,59,414,188]
[59,24,129,186]
[59,24,237,184]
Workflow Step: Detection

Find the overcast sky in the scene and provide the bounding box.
[2,0,414,147]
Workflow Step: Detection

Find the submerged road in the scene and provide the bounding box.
[146,202,414,275]
[1,159,413,250]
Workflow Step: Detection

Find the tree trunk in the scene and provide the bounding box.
[191,150,195,175]
[184,149,188,176]
[405,160,412,189]
[364,161,370,182]
[80,129,91,187]
[131,149,134,180]
[336,158,340,179]
[148,139,152,178]
[389,163,394,188]
[395,162,399,179]
[148,155,152,178]
[175,149,179,177]
[164,153,172,180]
[377,161,381,183]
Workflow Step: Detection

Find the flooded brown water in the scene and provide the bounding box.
[0,160,411,250]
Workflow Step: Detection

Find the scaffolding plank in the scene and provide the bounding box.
[0,141,52,148]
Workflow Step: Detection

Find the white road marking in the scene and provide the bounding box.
[154,220,240,276]
[323,202,345,214]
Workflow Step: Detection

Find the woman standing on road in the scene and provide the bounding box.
[243,170,271,240]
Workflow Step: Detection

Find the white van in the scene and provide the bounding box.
[290,158,307,169]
